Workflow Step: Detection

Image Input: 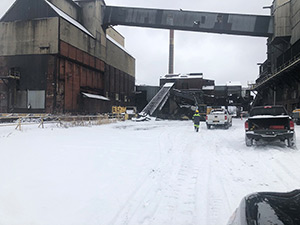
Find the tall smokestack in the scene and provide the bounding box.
[169,29,174,74]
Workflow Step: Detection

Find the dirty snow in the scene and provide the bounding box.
[0,118,300,225]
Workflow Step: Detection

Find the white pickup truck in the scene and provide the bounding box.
[206,108,232,129]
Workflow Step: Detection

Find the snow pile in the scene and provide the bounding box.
[0,119,300,225]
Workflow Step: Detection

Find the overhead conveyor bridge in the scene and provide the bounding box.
[102,6,273,37]
[141,82,175,116]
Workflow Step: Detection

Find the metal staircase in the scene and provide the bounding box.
[141,82,175,115]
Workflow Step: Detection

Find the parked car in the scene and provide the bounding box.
[292,108,300,125]
[206,108,232,129]
[244,105,295,147]
[227,189,300,225]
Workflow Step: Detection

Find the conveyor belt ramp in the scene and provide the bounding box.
[141,82,175,115]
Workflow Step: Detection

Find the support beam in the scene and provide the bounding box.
[103,6,273,37]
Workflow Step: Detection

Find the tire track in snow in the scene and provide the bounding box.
[109,122,194,225]
[139,125,206,225]
[109,119,300,225]
[152,125,202,225]
[199,132,234,225]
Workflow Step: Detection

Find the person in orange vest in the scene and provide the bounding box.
[192,110,201,132]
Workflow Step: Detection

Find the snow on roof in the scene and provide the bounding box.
[45,0,94,38]
[250,115,290,119]
[106,35,133,57]
[226,81,242,86]
[163,82,175,87]
[202,86,214,90]
[82,92,110,101]
[160,73,203,79]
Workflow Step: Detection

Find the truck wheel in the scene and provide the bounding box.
[207,124,211,129]
[287,137,295,147]
[245,136,253,147]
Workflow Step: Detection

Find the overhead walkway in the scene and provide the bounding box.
[141,82,175,116]
[103,6,273,37]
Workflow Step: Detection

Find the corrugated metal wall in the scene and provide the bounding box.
[59,41,105,113]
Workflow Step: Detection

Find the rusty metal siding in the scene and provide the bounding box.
[59,41,105,73]
[86,70,93,88]
[73,65,80,110]
[76,49,83,63]
[46,56,57,113]
[98,72,104,90]
[60,42,69,58]
[89,55,95,68]
[96,59,101,71]
[120,71,124,94]
[104,64,110,95]
[81,67,87,87]
[56,59,65,113]
[69,45,77,61]
[91,71,96,89]
[58,60,106,113]
[115,70,120,97]
[64,61,73,111]
[83,52,89,65]
[57,41,108,112]
[109,67,115,94]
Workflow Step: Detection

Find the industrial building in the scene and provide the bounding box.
[1,0,298,115]
[102,0,300,113]
[254,0,300,112]
[136,73,251,120]
[0,0,135,114]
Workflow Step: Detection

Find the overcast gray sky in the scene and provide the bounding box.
[0,0,273,86]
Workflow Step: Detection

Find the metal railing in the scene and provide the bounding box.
[254,53,300,89]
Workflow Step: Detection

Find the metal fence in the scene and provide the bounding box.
[0,113,127,130]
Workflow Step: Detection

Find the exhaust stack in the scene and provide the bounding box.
[168,29,174,74]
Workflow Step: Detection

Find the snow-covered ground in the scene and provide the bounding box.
[1,118,300,225]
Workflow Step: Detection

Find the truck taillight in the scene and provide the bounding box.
[245,121,249,131]
[290,120,295,130]
[206,115,208,120]
[225,116,227,120]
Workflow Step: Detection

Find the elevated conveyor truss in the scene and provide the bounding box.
[141,82,175,116]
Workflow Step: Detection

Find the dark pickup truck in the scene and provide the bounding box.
[227,189,300,225]
[245,105,295,147]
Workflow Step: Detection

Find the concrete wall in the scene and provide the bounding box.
[59,18,104,60]
[291,0,300,44]
[79,0,107,50]
[76,0,107,60]
[0,18,59,56]
[106,39,135,77]
[79,0,103,36]
[49,0,81,21]
[273,0,291,38]
[107,27,125,47]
